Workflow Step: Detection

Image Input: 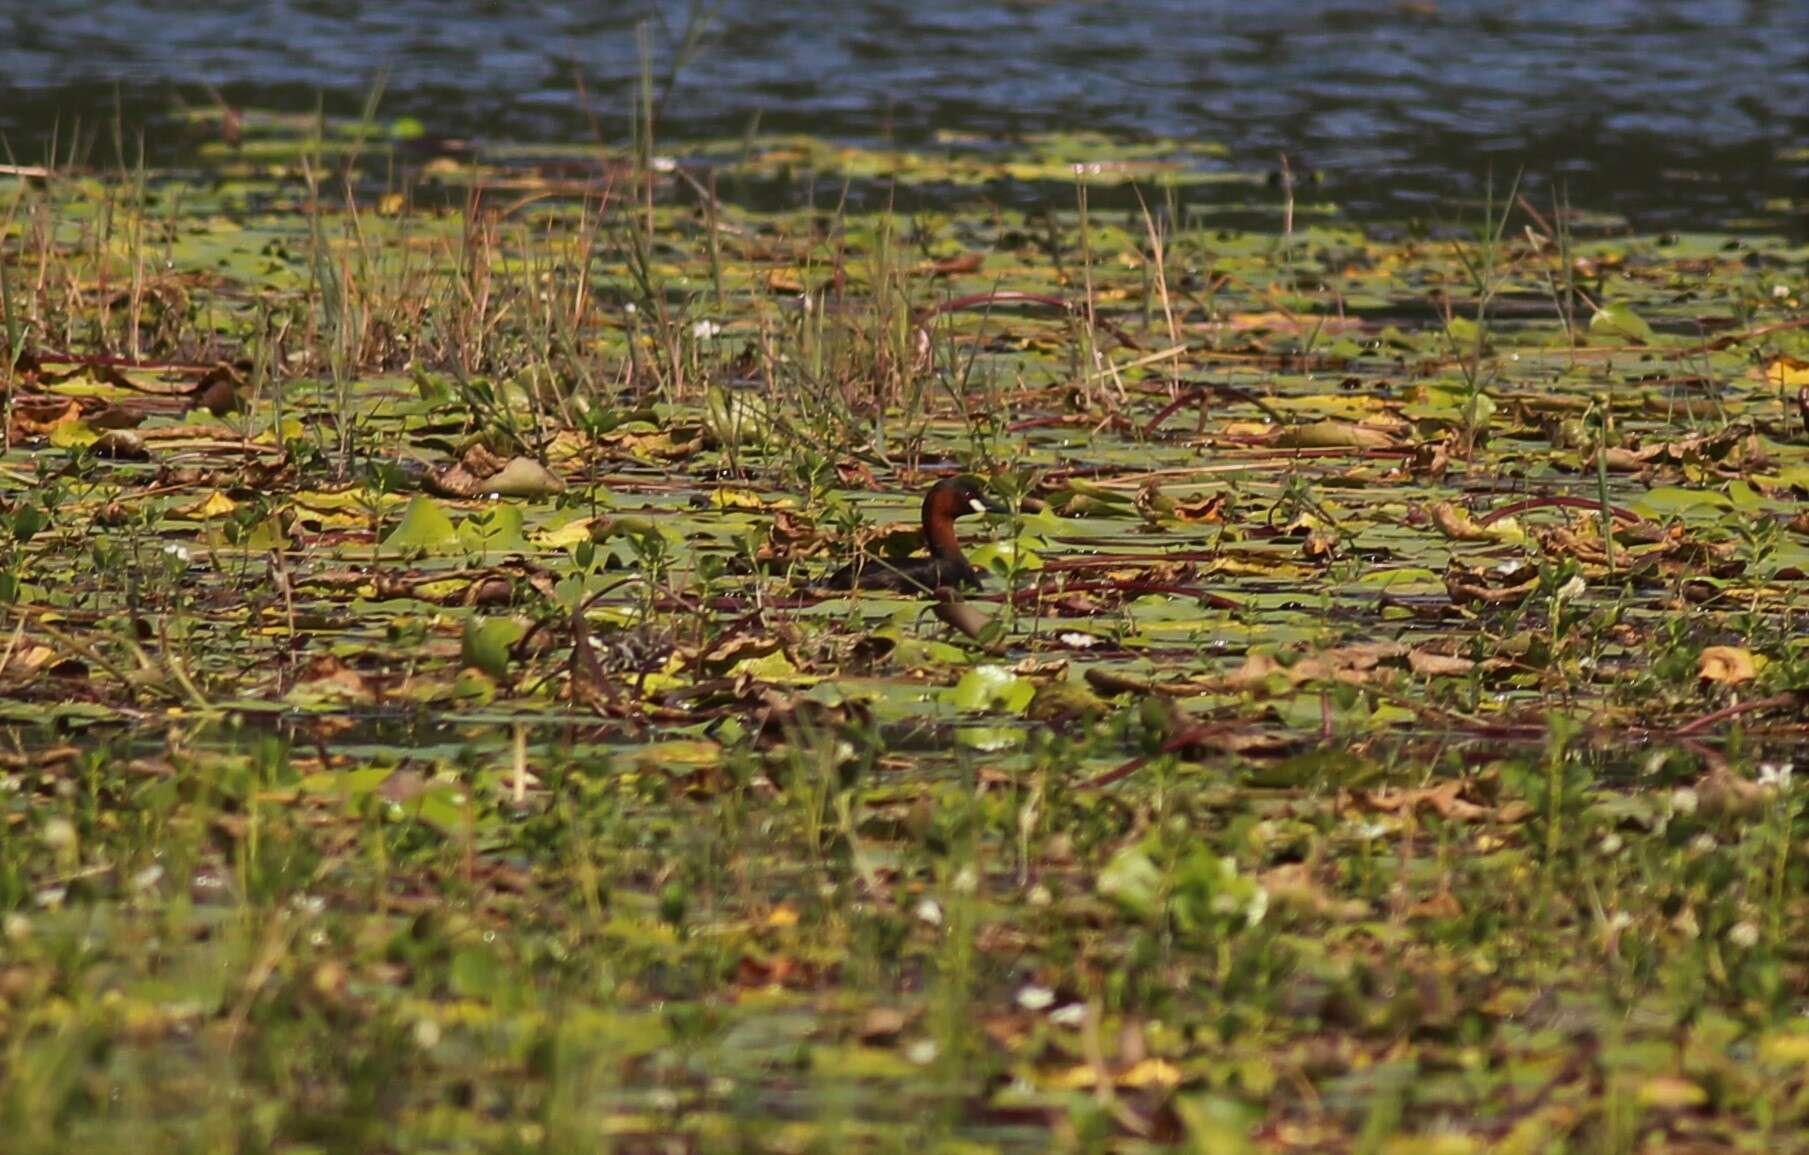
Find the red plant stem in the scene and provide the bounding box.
[1142,382,1287,435]
[1672,692,1801,738]
[1141,388,1200,438]
[1085,724,1230,789]
[1004,415,1084,433]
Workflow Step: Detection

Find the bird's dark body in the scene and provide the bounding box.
[820,552,983,594]
[817,477,1002,594]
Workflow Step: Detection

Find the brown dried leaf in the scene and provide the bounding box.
[1698,645,1757,685]
[1360,780,1490,822]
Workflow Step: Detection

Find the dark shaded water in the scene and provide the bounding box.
[1,0,1804,228]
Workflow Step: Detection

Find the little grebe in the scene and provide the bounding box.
[820,477,1007,593]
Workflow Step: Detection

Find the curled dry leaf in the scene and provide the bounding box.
[1406,648,1475,676]
[1698,645,1758,685]
[1275,419,1402,450]
[430,445,564,499]
[1427,500,1518,543]
[1358,780,1492,822]
[1228,641,1409,688]
[92,430,151,460]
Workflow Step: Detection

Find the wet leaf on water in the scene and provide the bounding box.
[383,495,461,553]
[1589,305,1657,344]
[944,664,1036,713]
[461,616,526,680]
[1698,645,1758,685]
[479,457,565,499]
[1275,420,1401,450]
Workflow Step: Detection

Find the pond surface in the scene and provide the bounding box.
[0,0,1804,227]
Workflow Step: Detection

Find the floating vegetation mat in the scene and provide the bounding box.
[2,111,1809,1152]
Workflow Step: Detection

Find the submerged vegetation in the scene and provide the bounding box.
[2,103,1809,1152]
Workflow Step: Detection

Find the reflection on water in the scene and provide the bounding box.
[0,0,1803,225]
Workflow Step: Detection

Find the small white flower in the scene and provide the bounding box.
[1775,284,1792,299]
[1690,832,1718,854]
[1728,921,1761,948]
[1058,632,1099,649]
[163,542,192,563]
[953,865,979,895]
[1670,787,1699,816]
[1016,985,1056,1011]
[40,818,77,852]
[904,1039,939,1065]
[1354,820,1391,842]
[1049,1003,1088,1027]
[1608,911,1634,931]
[650,155,677,174]
[1557,575,1586,600]
[1758,762,1794,790]
[1598,833,1623,855]
[914,898,943,927]
[691,319,721,340]
[1244,886,1269,927]
[624,302,637,316]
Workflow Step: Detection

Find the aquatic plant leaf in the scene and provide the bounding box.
[1275,420,1400,449]
[383,496,461,552]
[1698,645,1758,685]
[479,457,565,498]
[1097,842,1162,920]
[944,665,1035,713]
[462,616,526,679]
[458,505,529,552]
[1589,305,1656,344]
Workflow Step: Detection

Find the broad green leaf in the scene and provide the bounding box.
[944,665,1035,713]
[383,496,460,552]
[458,504,529,552]
[479,457,565,498]
[1098,843,1162,920]
[1590,305,1656,344]
[461,615,526,679]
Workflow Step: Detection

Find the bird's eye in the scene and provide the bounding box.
[969,499,988,514]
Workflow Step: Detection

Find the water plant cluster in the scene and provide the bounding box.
[2,106,1808,1152]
